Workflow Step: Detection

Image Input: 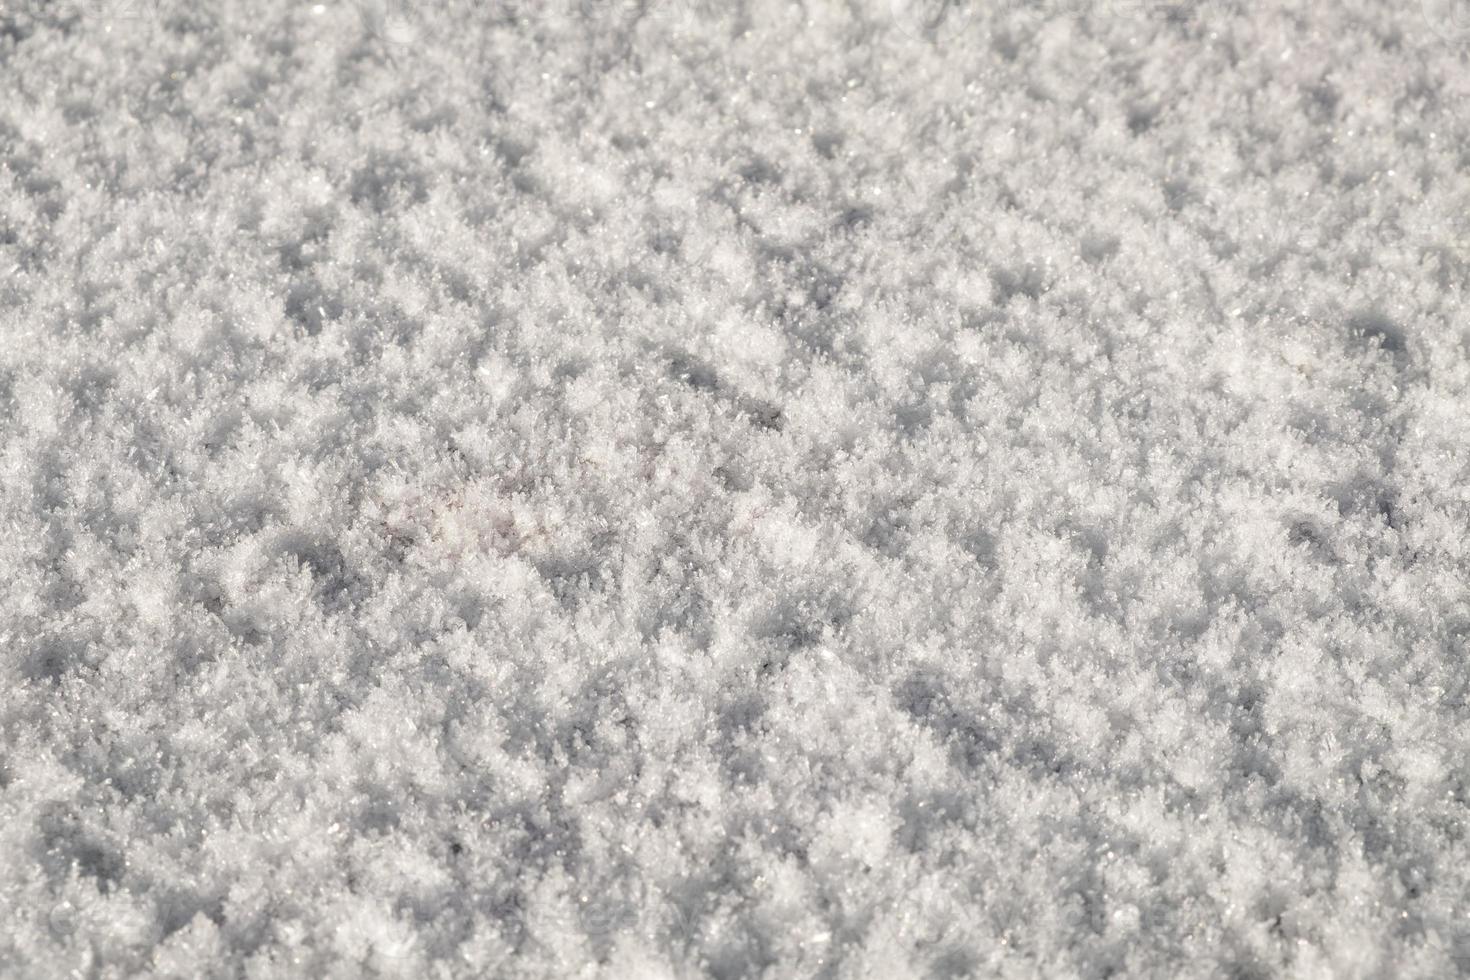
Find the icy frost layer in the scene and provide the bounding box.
[2,0,1470,977]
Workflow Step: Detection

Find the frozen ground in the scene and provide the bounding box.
[3,0,1470,976]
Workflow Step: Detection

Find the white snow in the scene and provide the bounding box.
[2,0,1470,976]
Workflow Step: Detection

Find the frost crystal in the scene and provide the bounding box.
[2,0,1468,976]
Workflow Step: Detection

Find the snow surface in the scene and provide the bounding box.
[3,0,1470,976]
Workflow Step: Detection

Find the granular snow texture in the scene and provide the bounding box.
[3,0,1470,976]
